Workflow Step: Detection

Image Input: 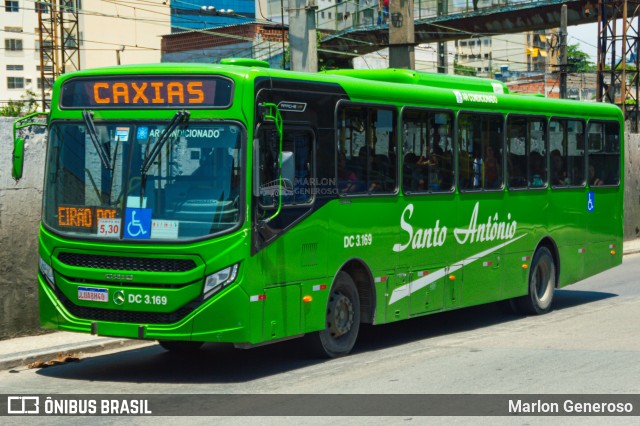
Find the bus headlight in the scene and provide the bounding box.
[39,256,56,288]
[203,264,239,299]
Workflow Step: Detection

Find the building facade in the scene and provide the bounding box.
[1,0,170,108]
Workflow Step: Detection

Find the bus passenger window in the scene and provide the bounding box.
[336,103,397,195]
[401,109,453,193]
[507,116,547,189]
[550,119,585,187]
[458,113,503,191]
[587,121,620,187]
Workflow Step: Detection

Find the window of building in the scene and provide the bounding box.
[460,41,467,46]
[587,121,620,186]
[402,108,454,193]
[337,103,397,195]
[35,2,49,13]
[35,40,53,52]
[7,77,25,89]
[6,64,24,71]
[37,78,53,90]
[36,65,54,72]
[5,1,19,12]
[458,113,504,191]
[549,118,585,187]
[4,39,23,51]
[4,26,22,33]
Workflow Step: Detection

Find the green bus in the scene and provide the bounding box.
[13,59,623,357]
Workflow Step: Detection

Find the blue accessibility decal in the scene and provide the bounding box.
[124,208,152,239]
[587,192,595,212]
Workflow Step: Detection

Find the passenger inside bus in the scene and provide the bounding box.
[551,150,569,185]
[588,164,604,186]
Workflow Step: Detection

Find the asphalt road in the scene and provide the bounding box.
[1,254,639,424]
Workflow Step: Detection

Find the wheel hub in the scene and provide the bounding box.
[328,293,354,337]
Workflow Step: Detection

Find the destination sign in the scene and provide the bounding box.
[58,206,117,229]
[60,76,233,109]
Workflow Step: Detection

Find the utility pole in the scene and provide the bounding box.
[437,0,448,73]
[389,0,415,69]
[288,0,318,72]
[559,4,567,99]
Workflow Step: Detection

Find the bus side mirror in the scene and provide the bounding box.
[12,137,24,181]
[12,111,49,181]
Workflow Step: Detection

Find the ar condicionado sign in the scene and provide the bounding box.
[60,76,232,109]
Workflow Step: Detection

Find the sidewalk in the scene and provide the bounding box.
[2,239,640,371]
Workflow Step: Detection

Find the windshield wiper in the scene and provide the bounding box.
[82,110,112,170]
[140,110,190,175]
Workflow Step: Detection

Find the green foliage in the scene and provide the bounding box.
[567,44,596,72]
[454,60,477,76]
[0,90,39,117]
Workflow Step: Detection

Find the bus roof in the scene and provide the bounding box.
[53,62,623,122]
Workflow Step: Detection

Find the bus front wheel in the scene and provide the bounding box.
[516,246,556,315]
[306,271,361,358]
[158,340,204,352]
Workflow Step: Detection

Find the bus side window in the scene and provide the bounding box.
[337,103,397,195]
[401,108,453,193]
[550,118,585,187]
[458,113,503,191]
[587,121,620,187]
[507,117,527,189]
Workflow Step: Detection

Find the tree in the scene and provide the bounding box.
[567,44,596,72]
[0,90,38,117]
[453,60,477,76]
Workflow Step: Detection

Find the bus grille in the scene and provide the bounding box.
[57,252,197,273]
[57,290,199,325]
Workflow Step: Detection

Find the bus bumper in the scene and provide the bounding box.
[38,275,257,343]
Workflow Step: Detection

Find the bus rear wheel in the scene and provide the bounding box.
[515,246,556,315]
[306,271,361,358]
[158,340,204,353]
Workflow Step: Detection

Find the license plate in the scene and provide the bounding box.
[78,286,109,303]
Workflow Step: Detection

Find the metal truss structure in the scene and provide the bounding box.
[597,0,640,131]
[37,1,81,110]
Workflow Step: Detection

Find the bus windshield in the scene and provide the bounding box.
[43,120,243,240]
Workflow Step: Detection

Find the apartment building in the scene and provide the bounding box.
[455,31,558,78]
[1,0,170,107]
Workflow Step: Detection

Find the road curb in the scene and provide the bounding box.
[0,338,150,371]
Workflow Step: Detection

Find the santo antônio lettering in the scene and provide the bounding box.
[92,81,205,105]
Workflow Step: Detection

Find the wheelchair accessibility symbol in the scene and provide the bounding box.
[587,192,595,212]
[124,208,152,239]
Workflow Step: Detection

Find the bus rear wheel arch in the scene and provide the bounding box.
[306,271,361,358]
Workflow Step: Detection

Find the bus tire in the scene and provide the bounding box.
[306,271,361,358]
[515,246,556,315]
[158,340,204,352]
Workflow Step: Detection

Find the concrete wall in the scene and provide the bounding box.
[0,117,46,340]
[624,123,640,239]
[0,117,639,340]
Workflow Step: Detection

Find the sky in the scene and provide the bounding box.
[567,23,598,63]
